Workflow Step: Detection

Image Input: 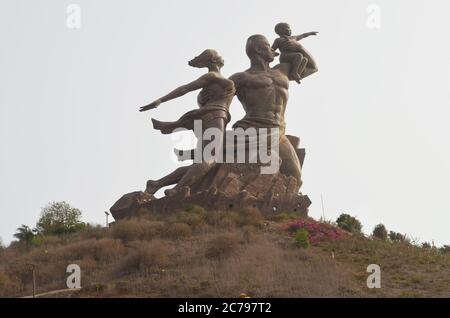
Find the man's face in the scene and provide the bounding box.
[256,38,276,62]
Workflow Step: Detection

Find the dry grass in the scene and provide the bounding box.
[111,219,164,242]
[0,207,449,298]
[164,223,192,240]
[319,237,450,297]
[205,234,241,260]
[115,240,172,275]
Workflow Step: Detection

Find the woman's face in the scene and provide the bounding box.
[188,56,206,68]
[215,56,225,68]
[188,52,224,69]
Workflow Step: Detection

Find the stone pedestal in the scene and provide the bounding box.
[110,134,311,220]
[110,163,311,221]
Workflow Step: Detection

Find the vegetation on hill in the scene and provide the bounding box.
[11,201,86,248]
[0,207,449,298]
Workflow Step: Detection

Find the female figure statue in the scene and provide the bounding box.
[139,49,235,195]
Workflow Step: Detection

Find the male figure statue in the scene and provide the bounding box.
[229,34,318,186]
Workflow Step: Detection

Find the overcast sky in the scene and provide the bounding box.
[1,0,449,246]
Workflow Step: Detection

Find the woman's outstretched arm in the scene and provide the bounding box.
[139,73,214,112]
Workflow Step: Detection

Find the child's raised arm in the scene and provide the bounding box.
[294,31,319,41]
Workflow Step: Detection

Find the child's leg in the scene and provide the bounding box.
[280,53,304,82]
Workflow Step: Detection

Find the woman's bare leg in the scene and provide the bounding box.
[145,166,189,194]
[165,118,225,196]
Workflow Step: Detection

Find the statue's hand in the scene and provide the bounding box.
[139,99,161,112]
[307,31,319,37]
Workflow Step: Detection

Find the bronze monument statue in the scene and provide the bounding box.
[110,24,318,220]
[271,23,318,83]
[139,49,235,196]
[230,33,318,186]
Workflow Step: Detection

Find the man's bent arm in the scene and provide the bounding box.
[299,47,318,79]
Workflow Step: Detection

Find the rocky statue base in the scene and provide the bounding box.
[110,142,311,221]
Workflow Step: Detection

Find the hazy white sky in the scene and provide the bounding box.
[1,0,449,246]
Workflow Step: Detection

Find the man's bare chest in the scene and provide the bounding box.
[240,71,289,90]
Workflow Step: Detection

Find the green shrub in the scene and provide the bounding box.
[36,201,85,236]
[336,213,362,234]
[388,231,409,243]
[271,212,298,223]
[421,242,432,249]
[30,235,46,246]
[185,204,207,215]
[295,229,310,248]
[372,224,388,240]
[204,208,264,229]
[175,205,207,227]
[13,225,36,243]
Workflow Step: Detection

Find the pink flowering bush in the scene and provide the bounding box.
[283,218,347,245]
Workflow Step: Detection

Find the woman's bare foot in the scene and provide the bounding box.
[164,188,175,196]
[145,180,159,194]
[164,186,190,198]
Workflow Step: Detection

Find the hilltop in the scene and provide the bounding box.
[1,207,449,298]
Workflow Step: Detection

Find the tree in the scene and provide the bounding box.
[336,213,362,234]
[13,225,36,243]
[372,224,388,240]
[388,231,410,243]
[421,242,432,249]
[36,201,85,236]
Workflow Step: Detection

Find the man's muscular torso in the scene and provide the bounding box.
[230,66,290,132]
[229,64,302,184]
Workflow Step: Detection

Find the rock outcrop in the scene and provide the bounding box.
[110,135,311,221]
[110,164,310,221]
